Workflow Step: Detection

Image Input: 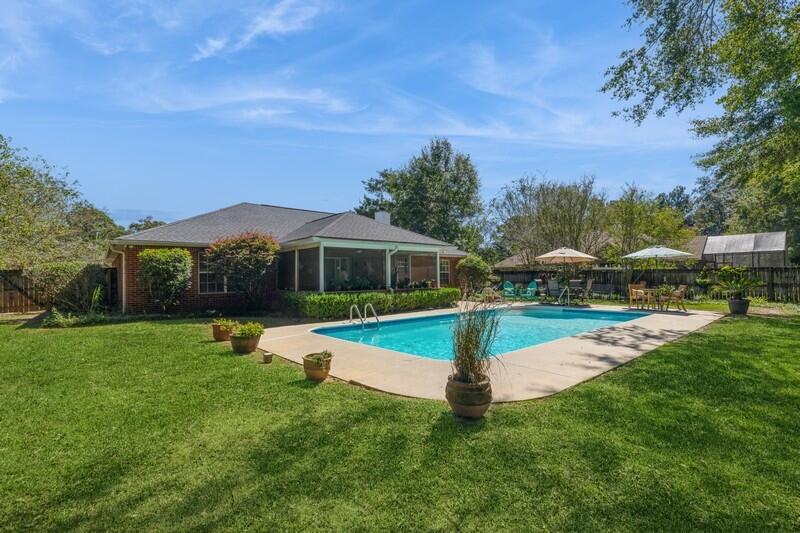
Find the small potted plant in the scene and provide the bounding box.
[229,321,264,354]
[211,318,238,342]
[303,350,333,382]
[445,301,500,419]
[714,265,763,315]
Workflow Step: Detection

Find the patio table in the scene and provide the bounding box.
[637,288,670,311]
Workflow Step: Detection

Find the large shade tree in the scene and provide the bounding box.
[490,175,608,268]
[355,138,483,252]
[604,184,697,263]
[603,0,800,261]
[0,135,114,270]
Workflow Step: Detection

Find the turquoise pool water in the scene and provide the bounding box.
[313,307,648,360]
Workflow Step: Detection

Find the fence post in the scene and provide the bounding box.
[767,268,775,301]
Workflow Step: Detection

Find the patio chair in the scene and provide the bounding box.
[521,280,538,300]
[660,284,688,312]
[536,279,550,302]
[628,283,646,309]
[502,281,516,298]
[572,279,593,305]
[547,280,561,303]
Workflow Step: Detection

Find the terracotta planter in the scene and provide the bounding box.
[230,335,261,354]
[302,354,331,382]
[262,351,273,364]
[212,324,231,342]
[728,298,750,315]
[445,376,492,419]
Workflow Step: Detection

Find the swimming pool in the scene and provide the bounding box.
[313,306,649,360]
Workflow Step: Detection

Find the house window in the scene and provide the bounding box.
[395,256,410,287]
[198,251,227,294]
[439,259,450,285]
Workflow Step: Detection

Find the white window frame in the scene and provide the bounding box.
[198,251,228,294]
[395,256,410,277]
[439,258,450,285]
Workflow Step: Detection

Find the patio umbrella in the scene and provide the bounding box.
[622,245,693,283]
[535,248,597,304]
[535,247,598,265]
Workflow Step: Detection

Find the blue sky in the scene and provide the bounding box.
[0,0,717,226]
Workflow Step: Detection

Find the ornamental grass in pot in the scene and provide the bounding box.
[230,321,264,354]
[446,301,501,419]
[303,350,333,382]
[211,318,237,342]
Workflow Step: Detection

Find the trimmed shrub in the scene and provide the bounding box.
[25,261,107,312]
[284,288,461,320]
[136,248,193,311]
[205,232,280,308]
[455,254,492,296]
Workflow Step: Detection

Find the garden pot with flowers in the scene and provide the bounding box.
[229,321,264,354]
[303,350,333,382]
[445,301,501,419]
[211,318,237,342]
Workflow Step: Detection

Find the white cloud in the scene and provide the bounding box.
[191,0,328,61]
[119,71,352,115]
[192,37,228,61]
[237,0,328,47]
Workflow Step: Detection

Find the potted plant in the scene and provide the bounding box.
[229,321,264,354]
[446,301,501,419]
[303,350,333,382]
[714,266,763,315]
[211,318,238,342]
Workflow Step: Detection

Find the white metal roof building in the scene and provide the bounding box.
[690,231,788,267]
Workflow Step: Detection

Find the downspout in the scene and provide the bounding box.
[108,245,127,313]
[387,246,399,292]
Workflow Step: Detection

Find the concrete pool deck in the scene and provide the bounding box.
[258,303,722,402]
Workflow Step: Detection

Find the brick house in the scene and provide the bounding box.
[108,203,467,313]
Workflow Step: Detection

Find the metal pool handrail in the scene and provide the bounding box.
[349,304,364,325]
[363,303,380,328]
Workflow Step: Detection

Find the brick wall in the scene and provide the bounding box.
[440,256,463,289]
[117,245,277,313]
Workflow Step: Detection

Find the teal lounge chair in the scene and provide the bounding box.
[521,280,538,299]
[502,281,516,298]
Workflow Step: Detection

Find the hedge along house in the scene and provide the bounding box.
[107,203,467,313]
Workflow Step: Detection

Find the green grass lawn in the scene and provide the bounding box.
[1,315,799,531]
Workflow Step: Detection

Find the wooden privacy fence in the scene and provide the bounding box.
[0,271,44,314]
[498,266,800,303]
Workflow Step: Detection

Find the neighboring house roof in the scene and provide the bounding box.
[702,231,786,256]
[112,202,454,248]
[494,254,531,270]
[686,235,708,260]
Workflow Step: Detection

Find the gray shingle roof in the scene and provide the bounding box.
[113,203,333,245]
[280,212,450,246]
[703,231,786,255]
[113,202,453,248]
